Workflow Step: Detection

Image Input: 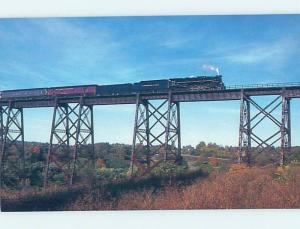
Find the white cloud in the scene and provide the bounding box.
[32,19,122,64]
[152,38,299,77]
[222,38,298,66]
[159,37,191,48]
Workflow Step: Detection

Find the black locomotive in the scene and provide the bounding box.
[95,75,225,96]
[102,75,225,96]
[169,75,225,91]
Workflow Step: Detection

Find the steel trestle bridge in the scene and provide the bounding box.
[1,82,300,188]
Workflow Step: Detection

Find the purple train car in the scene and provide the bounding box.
[47,85,97,96]
[0,85,97,99]
[0,88,47,99]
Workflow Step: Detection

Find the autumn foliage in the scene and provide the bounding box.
[2,164,300,211]
[66,164,300,210]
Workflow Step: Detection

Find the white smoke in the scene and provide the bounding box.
[202,64,220,75]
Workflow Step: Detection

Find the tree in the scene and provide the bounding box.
[196,141,206,151]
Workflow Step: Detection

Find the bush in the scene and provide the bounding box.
[110,165,300,209]
[151,162,188,178]
[95,168,128,182]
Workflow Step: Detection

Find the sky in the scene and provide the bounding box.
[0,15,300,147]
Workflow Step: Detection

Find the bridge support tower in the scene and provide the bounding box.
[238,90,291,165]
[43,97,95,188]
[0,102,25,187]
[131,92,181,177]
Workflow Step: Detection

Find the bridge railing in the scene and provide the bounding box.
[226,82,300,90]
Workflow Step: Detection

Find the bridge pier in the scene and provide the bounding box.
[131,92,181,177]
[43,97,94,188]
[238,92,251,164]
[165,92,181,162]
[238,91,291,165]
[0,102,25,187]
[0,106,7,152]
[280,95,291,165]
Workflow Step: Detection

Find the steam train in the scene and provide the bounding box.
[0,75,225,100]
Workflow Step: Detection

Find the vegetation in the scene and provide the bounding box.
[1,142,132,189]
[1,141,300,211]
[66,163,300,210]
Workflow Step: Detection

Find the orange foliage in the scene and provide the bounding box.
[96,159,106,168]
[66,165,300,210]
[208,157,219,167]
[229,163,248,172]
[31,146,40,154]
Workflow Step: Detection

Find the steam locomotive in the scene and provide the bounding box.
[134,75,225,93]
[0,75,225,100]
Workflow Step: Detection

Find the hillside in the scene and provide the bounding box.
[66,163,300,210]
[2,141,300,211]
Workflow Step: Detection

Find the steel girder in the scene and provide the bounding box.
[43,97,94,188]
[0,103,25,187]
[131,92,181,177]
[238,91,291,165]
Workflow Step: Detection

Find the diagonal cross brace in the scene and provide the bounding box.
[0,102,25,187]
[43,98,94,188]
[238,91,292,165]
[131,92,181,177]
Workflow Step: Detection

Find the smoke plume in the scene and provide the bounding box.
[202,64,220,75]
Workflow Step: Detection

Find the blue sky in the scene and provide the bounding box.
[0,15,300,146]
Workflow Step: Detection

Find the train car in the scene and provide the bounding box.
[0,88,48,99]
[47,85,97,97]
[0,75,226,100]
[132,80,169,94]
[0,85,97,99]
[96,83,132,96]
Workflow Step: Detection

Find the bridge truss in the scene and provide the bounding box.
[131,92,181,177]
[43,97,95,187]
[238,90,292,165]
[0,84,300,188]
[0,103,25,187]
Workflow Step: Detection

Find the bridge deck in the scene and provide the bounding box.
[0,86,300,108]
